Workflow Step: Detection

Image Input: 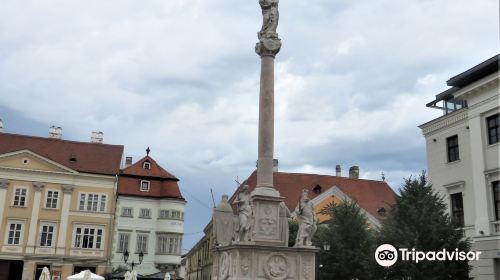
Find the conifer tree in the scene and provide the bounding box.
[376,172,471,280]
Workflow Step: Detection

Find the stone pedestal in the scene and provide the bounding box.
[251,194,285,246]
[212,244,318,280]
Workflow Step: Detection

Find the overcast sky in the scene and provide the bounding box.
[0,0,498,252]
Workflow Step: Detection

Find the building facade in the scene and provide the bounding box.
[184,166,395,280]
[0,130,123,280]
[111,153,186,276]
[420,54,500,280]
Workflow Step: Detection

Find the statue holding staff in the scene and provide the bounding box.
[293,189,317,247]
[233,184,253,242]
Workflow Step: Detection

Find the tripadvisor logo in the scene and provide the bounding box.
[374,244,482,267]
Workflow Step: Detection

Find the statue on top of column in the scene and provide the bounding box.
[293,189,317,247]
[233,184,253,242]
[256,0,281,56]
[258,0,279,39]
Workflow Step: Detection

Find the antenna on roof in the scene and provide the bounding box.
[235,176,240,187]
[381,172,386,182]
[210,188,216,208]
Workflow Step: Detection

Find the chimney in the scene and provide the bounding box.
[273,159,279,172]
[0,119,3,132]
[125,157,133,167]
[349,166,360,179]
[90,131,104,143]
[48,126,62,139]
[335,165,341,177]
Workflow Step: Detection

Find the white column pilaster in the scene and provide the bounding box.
[0,179,10,232]
[469,115,491,235]
[56,184,73,255]
[25,182,44,254]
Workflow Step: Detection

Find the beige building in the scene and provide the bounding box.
[0,129,123,280]
[420,54,499,280]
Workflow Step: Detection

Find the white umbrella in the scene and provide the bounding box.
[39,267,50,280]
[164,272,171,280]
[67,270,105,280]
[123,271,132,280]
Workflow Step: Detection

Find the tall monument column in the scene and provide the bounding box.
[255,0,281,196]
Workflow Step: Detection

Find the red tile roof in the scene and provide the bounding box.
[118,155,184,200]
[230,171,396,220]
[0,132,123,176]
[121,155,178,180]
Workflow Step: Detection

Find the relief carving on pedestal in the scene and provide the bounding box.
[264,254,288,280]
[303,257,313,280]
[219,252,230,280]
[259,205,278,236]
[240,254,251,276]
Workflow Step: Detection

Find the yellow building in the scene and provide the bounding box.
[0,130,123,280]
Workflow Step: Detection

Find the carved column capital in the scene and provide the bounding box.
[255,37,281,57]
[62,184,74,194]
[33,182,45,192]
[0,179,10,189]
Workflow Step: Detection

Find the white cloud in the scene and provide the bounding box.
[0,0,497,249]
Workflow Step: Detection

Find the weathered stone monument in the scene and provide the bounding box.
[211,1,318,279]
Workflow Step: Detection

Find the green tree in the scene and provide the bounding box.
[375,172,472,280]
[316,199,376,280]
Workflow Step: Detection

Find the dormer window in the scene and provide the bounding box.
[313,185,322,194]
[140,180,150,192]
[143,162,151,170]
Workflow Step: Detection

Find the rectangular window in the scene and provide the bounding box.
[487,114,499,145]
[117,233,130,252]
[447,135,460,162]
[157,235,168,254]
[13,188,27,207]
[159,210,170,219]
[140,180,150,192]
[121,207,133,217]
[140,209,151,218]
[136,234,148,253]
[7,223,22,245]
[99,195,106,212]
[493,181,500,221]
[40,225,55,247]
[450,193,464,227]
[78,193,106,213]
[45,191,59,209]
[74,226,103,249]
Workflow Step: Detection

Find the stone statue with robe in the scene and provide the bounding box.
[293,189,317,247]
[233,184,253,242]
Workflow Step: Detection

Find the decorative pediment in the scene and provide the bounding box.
[0,150,77,174]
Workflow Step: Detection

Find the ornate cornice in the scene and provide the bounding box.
[420,109,468,136]
[0,179,10,189]
[33,182,45,192]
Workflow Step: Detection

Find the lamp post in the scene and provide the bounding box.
[123,250,144,271]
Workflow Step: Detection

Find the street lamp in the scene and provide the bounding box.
[123,250,144,270]
[323,242,331,251]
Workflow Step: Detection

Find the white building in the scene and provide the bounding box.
[420,54,499,280]
[111,151,186,277]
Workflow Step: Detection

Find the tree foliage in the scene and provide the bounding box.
[375,172,472,280]
[315,198,376,280]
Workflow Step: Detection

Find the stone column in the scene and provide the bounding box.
[25,182,45,254]
[56,184,74,255]
[254,0,282,197]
